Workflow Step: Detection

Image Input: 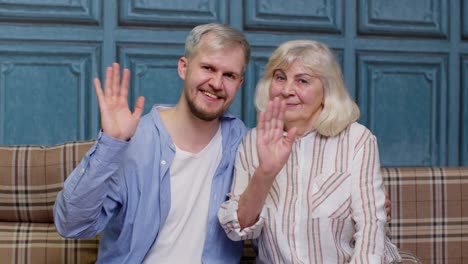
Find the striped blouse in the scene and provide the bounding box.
[218,122,401,264]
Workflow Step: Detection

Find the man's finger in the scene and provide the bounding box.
[104,66,112,96]
[120,68,130,100]
[133,96,145,119]
[111,63,121,96]
[94,78,105,107]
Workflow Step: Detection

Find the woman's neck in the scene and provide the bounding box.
[285,121,314,139]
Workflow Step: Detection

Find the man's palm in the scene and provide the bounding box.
[94,63,145,141]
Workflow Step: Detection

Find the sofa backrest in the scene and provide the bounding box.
[0,141,95,223]
[0,141,98,264]
[1,140,467,264]
[383,167,468,264]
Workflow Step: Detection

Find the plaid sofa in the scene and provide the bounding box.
[383,167,468,264]
[0,141,466,263]
[0,141,98,264]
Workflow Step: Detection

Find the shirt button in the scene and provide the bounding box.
[80,168,85,174]
[161,160,166,165]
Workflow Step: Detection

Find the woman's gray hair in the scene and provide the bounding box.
[254,40,360,137]
[185,23,250,71]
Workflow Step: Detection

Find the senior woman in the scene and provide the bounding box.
[218,40,401,263]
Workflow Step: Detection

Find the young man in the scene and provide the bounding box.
[54,23,250,263]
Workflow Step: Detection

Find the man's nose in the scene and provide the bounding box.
[209,73,223,90]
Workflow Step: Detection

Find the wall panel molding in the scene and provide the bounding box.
[118,44,185,114]
[244,0,342,33]
[463,0,468,39]
[358,0,448,38]
[0,0,464,166]
[0,43,100,145]
[357,51,448,166]
[119,0,227,26]
[241,51,270,127]
[0,0,101,25]
[461,56,468,165]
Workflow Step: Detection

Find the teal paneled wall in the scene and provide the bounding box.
[0,0,466,167]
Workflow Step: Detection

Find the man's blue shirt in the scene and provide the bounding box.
[54,106,247,263]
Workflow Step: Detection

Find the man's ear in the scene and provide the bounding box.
[178,57,188,80]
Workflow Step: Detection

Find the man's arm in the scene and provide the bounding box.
[53,133,128,238]
[53,63,144,238]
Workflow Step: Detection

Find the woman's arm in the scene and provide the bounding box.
[237,98,296,228]
[350,132,387,263]
[218,98,296,240]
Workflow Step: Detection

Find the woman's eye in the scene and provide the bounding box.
[275,75,285,81]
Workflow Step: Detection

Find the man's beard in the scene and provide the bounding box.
[185,91,225,121]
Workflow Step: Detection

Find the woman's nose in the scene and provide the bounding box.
[281,82,294,96]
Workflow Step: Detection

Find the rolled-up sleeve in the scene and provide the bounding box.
[218,193,266,241]
[218,134,266,241]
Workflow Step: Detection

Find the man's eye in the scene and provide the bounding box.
[203,66,212,71]
[225,73,236,80]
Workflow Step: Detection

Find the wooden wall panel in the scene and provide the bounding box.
[0,0,100,24]
[0,0,465,167]
[119,0,227,26]
[358,51,447,166]
[244,0,342,32]
[0,43,99,145]
[118,44,185,114]
[461,56,468,165]
[358,0,448,38]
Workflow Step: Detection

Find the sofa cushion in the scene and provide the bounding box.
[0,222,98,264]
[0,141,95,223]
[383,167,468,264]
[2,139,466,263]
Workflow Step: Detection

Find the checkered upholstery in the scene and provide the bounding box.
[0,140,466,263]
[0,141,98,264]
[383,167,468,264]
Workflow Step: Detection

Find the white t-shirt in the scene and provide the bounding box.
[143,127,222,263]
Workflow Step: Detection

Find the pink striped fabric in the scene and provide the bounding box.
[220,123,401,263]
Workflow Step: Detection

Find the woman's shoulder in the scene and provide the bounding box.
[343,122,376,144]
[347,121,366,132]
[347,122,373,135]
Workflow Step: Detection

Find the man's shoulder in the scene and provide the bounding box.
[128,106,169,145]
[220,114,247,135]
[137,105,166,129]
